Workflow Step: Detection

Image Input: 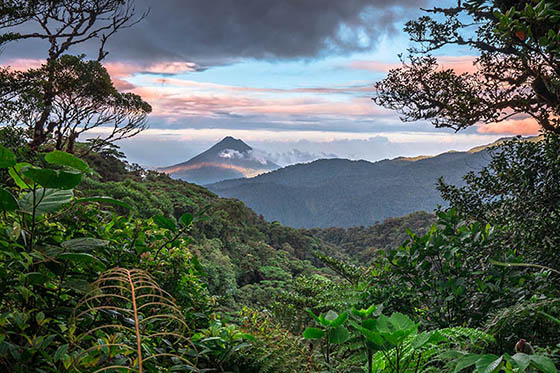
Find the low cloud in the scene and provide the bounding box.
[219,148,270,166]
[477,117,541,135]
[267,149,339,166]
[347,56,479,74]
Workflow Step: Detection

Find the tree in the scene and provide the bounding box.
[0,0,149,151]
[1,55,151,153]
[374,0,560,134]
[438,134,560,270]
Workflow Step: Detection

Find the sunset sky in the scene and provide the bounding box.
[0,0,541,167]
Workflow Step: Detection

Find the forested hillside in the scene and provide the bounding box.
[209,150,490,228]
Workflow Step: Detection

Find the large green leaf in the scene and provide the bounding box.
[20,188,73,215]
[475,354,502,373]
[57,253,106,270]
[179,213,193,226]
[153,215,177,231]
[508,353,531,372]
[452,354,481,372]
[22,167,82,190]
[74,196,132,210]
[330,311,348,328]
[0,188,18,212]
[303,327,325,339]
[45,150,91,173]
[61,238,109,251]
[328,325,349,344]
[529,355,558,373]
[9,162,34,189]
[0,145,16,168]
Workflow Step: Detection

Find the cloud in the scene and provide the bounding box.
[267,148,339,166]
[0,58,201,91]
[130,85,386,121]
[477,117,541,135]
[347,56,479,74]
[99,0,428,65]
[218,148,271,165]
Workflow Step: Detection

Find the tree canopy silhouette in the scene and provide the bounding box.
[374,0,560,134]
[0,0,149,152]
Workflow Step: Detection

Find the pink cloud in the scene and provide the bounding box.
[149,77,374,95]
[0,58,199,91]
[347,60,401,72]
[437,56,478,74]
[348,56,479,74]
[477,117,541,135]
[131,85,385,120]
[2,58,44,71]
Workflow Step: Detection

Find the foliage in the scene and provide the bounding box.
[0,146,210,371]
[374,0,560,134]
[304,306,498,373]
[364,209,530,329]
[0,0,148,151]
[70,267,196,371]
[1,55,151,153]
[438,134,560,271]
[209,152,489,228]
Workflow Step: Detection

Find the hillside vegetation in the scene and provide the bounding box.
[209,150,490,228]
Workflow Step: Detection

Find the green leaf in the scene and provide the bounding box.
[306,309,321,324]
[412,331,433,349]
[0,188,18,212]
[389,312,417,332]
[25,272,48,285]
[54,344,69,362]
[0,145,16,168]
[475,354,502,373]
[61,238,109,251]
[330,311,348,328]
[328,325,349,344]
[74,196,132,210]
[45,150,90,173]
[529,355,558,373]
[22,167,82,190]
[153,215,176,231]
[180,213,193,226]
[453,353,481,373]
[303,327,325,339]
[9,162,33,189]
[19,188,73,215]
[57,253,106,269]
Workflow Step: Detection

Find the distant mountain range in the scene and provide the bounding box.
[208,145,496,228]
[160,136,279,185]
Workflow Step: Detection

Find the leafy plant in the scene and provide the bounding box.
[303,308,350,369]
[70,267,197,372]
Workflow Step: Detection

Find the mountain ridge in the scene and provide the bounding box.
[208,148,492,228]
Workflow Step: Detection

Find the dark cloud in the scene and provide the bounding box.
[105,0,427,65]
[0,1,428,65]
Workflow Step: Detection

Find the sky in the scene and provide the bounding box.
[0,0,541,167]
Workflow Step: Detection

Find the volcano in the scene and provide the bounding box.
[160,137,279,185]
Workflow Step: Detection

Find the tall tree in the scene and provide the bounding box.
[1,55,151,153]
[0,0,149,151]
[374,0,560,134]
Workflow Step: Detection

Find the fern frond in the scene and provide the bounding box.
[70,267,197,372]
